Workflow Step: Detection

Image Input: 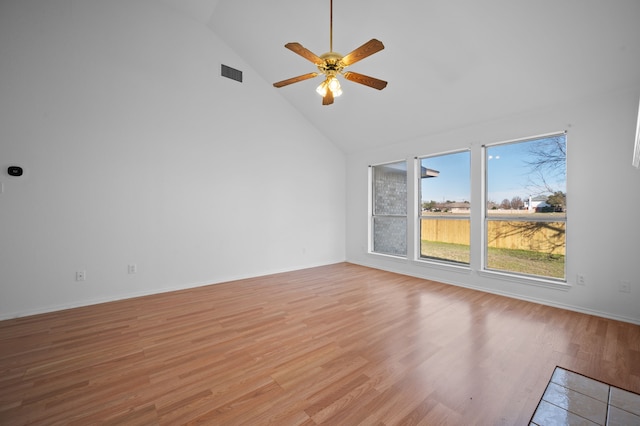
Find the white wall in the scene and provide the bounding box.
[346,87,640,324]
[0,0,346,319]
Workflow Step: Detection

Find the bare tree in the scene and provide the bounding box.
[511,196,524,210]
[524,135,566,195]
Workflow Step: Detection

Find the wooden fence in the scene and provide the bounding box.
[420,218,566,255]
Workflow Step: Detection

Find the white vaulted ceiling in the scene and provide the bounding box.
[159,0,640,153]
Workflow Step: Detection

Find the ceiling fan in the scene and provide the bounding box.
[273,0,387,106]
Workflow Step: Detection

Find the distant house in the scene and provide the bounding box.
[525,196,550,212]
[443,202,471,213]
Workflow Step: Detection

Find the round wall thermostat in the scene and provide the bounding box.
[8,166,23,176]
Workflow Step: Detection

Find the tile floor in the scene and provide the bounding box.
[531,367,640,425]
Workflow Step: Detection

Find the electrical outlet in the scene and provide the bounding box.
[76,270,86,281]
[619,280,631,293]
[128,264,137,274]
[576,274,586,286]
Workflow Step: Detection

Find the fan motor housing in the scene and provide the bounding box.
[318,52,344,74]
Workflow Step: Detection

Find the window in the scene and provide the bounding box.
[371,161,407,257]
[419,151,471,264]
[485,134,566,280]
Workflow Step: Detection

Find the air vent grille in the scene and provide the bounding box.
[221,64,243,82]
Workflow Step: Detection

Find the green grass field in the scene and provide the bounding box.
[421,240,565,279]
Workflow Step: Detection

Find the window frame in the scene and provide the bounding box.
[481,132,568,283]
[416,149,471,267]
[369,160,408,258]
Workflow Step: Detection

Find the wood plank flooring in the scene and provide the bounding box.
[1,262,639,425]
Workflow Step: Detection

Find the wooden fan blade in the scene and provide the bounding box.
[322,90,334,105]
[343,71,388,90]
[285,42,324,65]
[340,39,384,67]
[273,72,319,88]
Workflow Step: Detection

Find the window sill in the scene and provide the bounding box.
[368,251,408,262]
[414,258,472,274]
[477,269,570,291]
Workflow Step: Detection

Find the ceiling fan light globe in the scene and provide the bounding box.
[328,76,341,92]
[316,81,328,96]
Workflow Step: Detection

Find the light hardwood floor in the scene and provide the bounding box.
[1,263,639,425]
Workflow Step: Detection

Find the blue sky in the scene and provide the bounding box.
[486,142,538,203]
[421,151,470,203]
[420,136,566,204]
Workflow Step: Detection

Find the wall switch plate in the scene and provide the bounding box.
[128,264,137,274]
[619,280,631,293]
[76,270,86,281]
